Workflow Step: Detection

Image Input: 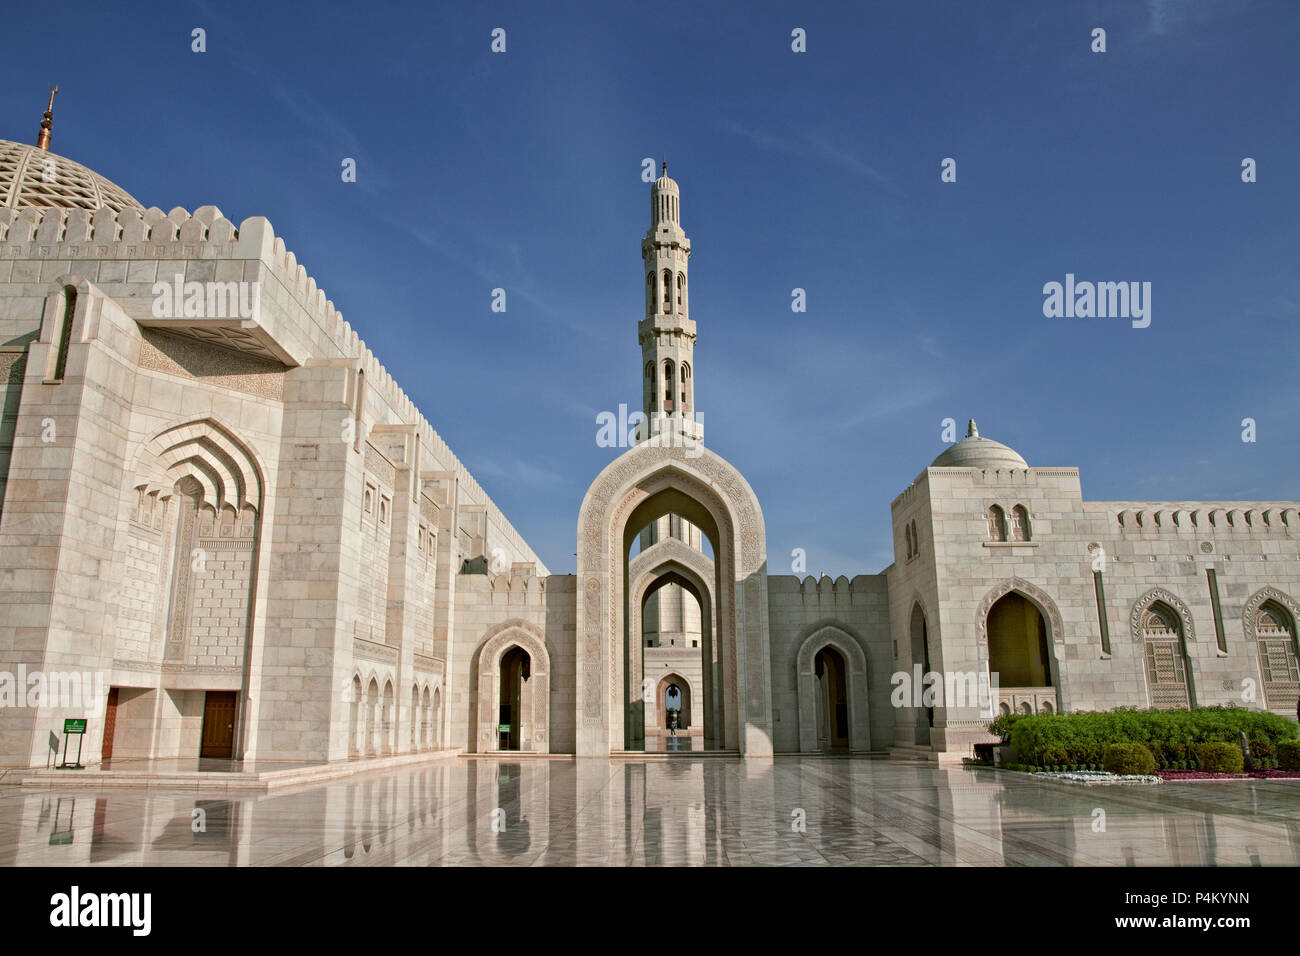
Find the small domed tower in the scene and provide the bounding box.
[639,162,700,442]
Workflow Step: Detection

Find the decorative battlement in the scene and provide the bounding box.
[0,202,545,573]
[768,574,887,607]
[1105,503,1300,534]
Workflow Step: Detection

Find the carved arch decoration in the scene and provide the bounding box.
[794,623,871,753]
[1129,587,1197,645]
[576,442,771,756]
[1242,586,1300,641]
[975,577,1065,651]
[473,618,551,754]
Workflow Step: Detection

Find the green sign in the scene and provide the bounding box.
[63,719,86,735]
[497,724,510,733]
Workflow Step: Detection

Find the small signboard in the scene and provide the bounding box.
[57,720,87,769]
[497,724,510,733]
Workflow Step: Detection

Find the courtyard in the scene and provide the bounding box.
[2,757,1297,866]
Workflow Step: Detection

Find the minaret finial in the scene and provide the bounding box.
[36,85,58,151]
[967,419,979,438]
[662,152,667,177]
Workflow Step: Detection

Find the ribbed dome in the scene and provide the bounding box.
[654,173,679,194]
[931,420,1028,469]
[0,139,143,213]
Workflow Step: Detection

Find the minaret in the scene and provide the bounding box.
[639,161,701,442]
[35,86,58,151]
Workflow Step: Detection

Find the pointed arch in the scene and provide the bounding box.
[576,442,770,755]
[795,623,871,752]
[472,619,551,753]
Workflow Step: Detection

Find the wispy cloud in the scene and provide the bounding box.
[722,119,899,193]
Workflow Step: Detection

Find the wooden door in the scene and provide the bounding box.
[200,691,237,758]
[101,687,119,761]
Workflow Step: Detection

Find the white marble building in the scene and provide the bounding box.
[0,116,1296,770]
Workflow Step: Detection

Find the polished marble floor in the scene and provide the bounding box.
[2,758,1298,866]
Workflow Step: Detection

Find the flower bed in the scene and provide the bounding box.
[1156,769,1300,781]
[1037,770,1162,785]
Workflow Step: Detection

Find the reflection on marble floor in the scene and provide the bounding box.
[3,759,1299,866]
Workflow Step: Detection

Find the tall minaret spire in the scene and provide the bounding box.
[639,162,701,442]
[35,86,58,151]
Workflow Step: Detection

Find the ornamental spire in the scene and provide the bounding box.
[967,419,979,438]
[35,86,58,151]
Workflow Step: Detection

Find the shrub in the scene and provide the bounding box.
[1278,741,1300,771]
[987,712,1022,742]
[1104,743,1156,775]
[1008,706,1299,765]
[1195,742,1244,774]
[1248,738,1274,766]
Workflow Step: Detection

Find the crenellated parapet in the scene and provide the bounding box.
[1098,502,1300,534]
[0,202,545,572]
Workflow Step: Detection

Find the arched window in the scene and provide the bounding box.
[1256,602,1299,713]
[662,269,672,310]
[679,362,689,407]
[910,519,919,554]
[1142,603,1191,710]
[987,505,1007,542]
[1010,505,1031,541]
[904,524,913,559]
[646,272,655,312]
[663,360,675,411]
[676,272,685,309]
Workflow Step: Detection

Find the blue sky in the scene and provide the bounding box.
[7,0,1297,574]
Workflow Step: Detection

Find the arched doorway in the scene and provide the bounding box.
[576,444,771,756]
[986,592,1053,689]
[795,626,870,752]
[634,564,717,749]
[814,646,849,750]
[498,646,530,751]
[473,620,551,753]
[909,602,932,745]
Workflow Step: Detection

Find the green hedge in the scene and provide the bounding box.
[1195,742,1244,774]
[1007,707,1299,770]
[1104,743,1155,775]
[1279,741,1300,771]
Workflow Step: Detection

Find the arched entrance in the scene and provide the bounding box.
[976,579,1066,718]
[499,646,530,751]
[473,620,551,753]
[814,646,848,750]
[629,542,717,750]
[986,593,1052,688]
[909,602,932,745]
[576,443,772,756]
[795,625,870,752]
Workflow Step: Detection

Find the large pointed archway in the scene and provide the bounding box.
[576,442,771,756]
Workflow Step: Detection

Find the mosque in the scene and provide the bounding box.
[1,94,1297,770]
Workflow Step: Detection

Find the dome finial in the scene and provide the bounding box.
[967,419,979,438]
[662,152,667,178]
[36,85,58,151]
